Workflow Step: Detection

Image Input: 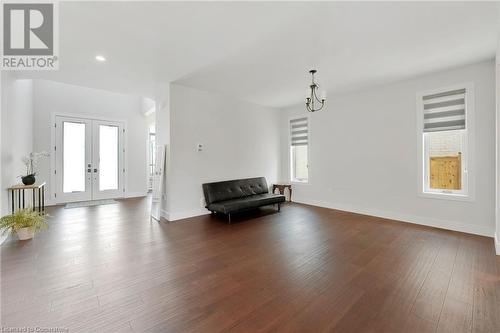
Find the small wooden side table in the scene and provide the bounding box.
[273,184,292,202]
[8,182,46,214]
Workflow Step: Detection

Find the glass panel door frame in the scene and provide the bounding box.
[54,116,93,203]
[92,120,124,200]
[52,114,126,204]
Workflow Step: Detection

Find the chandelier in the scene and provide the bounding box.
[305,69,326,112]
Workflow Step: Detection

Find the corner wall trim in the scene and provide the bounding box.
[0,233,8,245]
[293,198,494,238]
[160,209,169,221]
[495,234,500,255]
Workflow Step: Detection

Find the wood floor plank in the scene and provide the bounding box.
[411,233,459,323]
[437,296,473,333]
[1,198,498,332]
[446,236,477,306]
[472,236,499,333]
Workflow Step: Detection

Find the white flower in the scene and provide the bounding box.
[20,151,49,175]
[21,156,30,167]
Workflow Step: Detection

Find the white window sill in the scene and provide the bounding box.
[419,191,474,202]
[291,180,309,185]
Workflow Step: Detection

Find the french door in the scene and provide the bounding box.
[54,116,124,203]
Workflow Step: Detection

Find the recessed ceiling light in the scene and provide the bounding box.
[95,55,106,62]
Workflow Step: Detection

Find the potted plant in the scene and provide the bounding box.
[20,151,49,185]
[0,208,48,240]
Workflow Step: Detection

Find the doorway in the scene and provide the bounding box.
[54,115,125,203]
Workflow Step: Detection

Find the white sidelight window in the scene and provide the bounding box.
[290,117,309,183]
[418,84,474,199]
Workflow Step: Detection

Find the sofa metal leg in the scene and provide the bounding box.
[278,202,281,212]
[228,213,231,224]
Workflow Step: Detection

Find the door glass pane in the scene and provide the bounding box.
[99,125,119,191]
[63,122,86,193]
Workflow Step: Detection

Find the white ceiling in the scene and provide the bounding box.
[16,1,499,108]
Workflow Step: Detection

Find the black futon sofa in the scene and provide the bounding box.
[202,177,286,223]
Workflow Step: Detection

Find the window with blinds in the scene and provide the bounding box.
[419,85,472,198]
[290,117,308,146]
[290,117,309,183]
[423,88,466,133]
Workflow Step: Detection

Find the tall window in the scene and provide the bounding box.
[419,86,472,197]
[290,117,309,183]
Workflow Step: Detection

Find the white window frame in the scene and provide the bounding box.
[416,83,475,201]
[50,112,128,204]
[289,115,310,184]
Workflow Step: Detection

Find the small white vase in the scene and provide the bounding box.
[17,228,34,240]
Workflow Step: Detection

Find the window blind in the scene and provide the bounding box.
[422,88,466,132]
[290,117,308,146]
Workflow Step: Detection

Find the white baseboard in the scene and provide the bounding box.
[44,199,60,207]
[0,233,8,245]
[293,198,494,238]
[124,191,148,198]
[161,208,210,222]
[46,193,147,206]
[495,234,500,255]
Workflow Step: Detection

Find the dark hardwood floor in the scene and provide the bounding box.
[1,197,499,332]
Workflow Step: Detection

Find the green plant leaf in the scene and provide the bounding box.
[0,208,48,236]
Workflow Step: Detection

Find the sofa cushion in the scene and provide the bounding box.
[208,193,285,214]
[203,177,269,205]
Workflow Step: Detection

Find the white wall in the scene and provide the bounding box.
[496,42,500,253]
[32,80,149,202]
[141,97,155,116]
[1,73,34,216]
[281,60,495,237]
[1,74,2,219]
[165,84,281,220]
